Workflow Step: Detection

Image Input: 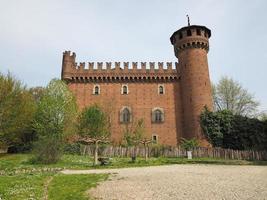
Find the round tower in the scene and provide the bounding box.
[170,23,213,145]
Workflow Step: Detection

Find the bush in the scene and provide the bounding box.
[33,137,63,164]
[63,143,81,155]
[200,107,267,151]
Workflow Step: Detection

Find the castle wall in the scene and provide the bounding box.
[68,81,183,145]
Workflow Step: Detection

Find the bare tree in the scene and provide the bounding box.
[212,76,259,116]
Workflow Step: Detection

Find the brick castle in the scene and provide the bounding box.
[61,23,213,146]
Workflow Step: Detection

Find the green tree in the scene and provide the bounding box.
[33,79,77,164]
[0,72,36,150]
[212,76,259,116]
[77,105,110,165]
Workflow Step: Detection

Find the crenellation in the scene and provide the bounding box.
[123,62,129,69]
[97,62,103,70]
[115,62,121,69]
[88,62,94,70]
[141,62,146,70]
[106,62,112,70]
[149,62,155,70]
[166,62,172,70]
[132,62,138,70]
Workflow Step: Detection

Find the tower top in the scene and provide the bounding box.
[170,25,211,45]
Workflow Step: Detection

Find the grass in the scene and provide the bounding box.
[0,172,107,200]
[48,174,108,200]
[0,153,266,199]
[1,154,267,173]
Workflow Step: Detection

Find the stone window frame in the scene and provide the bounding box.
[151,107,164,123]
[121,84,129,95]
[93,84,100,95]
[119,106,132,123]
[152,134,158,144]
[158,84,165,95]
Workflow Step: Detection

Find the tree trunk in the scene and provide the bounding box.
[144,144,148,161]
[94,142,98,165]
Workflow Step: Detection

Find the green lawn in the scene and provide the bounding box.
[0,153,266,199]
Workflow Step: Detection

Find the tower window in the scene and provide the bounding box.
[158,85,165,94]
[120,107,132,123]
[121,85,128,95]
[93,85,100,95]
[179,32,183,39]
[152,108,164,123]
[187,29,192,36]
[196,29,201,36]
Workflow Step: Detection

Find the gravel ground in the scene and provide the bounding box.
[62,165,267,200]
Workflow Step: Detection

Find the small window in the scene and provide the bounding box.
[196,29,201,36]
[179,32,183,39]
[93,85,100,95]
[152,108,164,123]
[120,107,131,123]
[121,85,128,95]
[204,31,208,38]
[152,134,158,144]
[187,29,192,36]
[158,85,165,95]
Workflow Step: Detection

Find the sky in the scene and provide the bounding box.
[0,0,267,111]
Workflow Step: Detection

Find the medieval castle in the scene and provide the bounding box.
[61,23,213,146]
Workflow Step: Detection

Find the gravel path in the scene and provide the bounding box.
[62,165,267,200]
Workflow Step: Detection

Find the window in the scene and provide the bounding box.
[152,108,164,123]
[196,29,201,36]
[179,32,183,39]
[158,85,165,95]
[93,85,100,95]
[120,107,132,123]
[187,29,192,36]
[152,134,158,144]
[121,84,128,95]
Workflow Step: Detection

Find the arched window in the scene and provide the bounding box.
[120,107,132,123]
[93,85,100,95]
[187,29,192,36]
[152,108,164,123]
[158,85,164,95]
[121,85,128,95]
[155,110,162,122]
[196,29,201,36]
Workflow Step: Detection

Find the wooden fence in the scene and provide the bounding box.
[82,146,267,161]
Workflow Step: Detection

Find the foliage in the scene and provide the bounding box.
[212,76,259,116]
[180,138,199,151]
[77,105,110,165]
[33,79,77,164]
[124,119,145,147]
[200,107,267,151]
[63,143,82,155]
[0,72,36,149]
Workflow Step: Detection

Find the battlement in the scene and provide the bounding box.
[62,51,180,82]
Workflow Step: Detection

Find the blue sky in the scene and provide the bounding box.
[0,0,267,111]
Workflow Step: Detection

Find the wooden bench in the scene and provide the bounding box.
[98,157,111,166]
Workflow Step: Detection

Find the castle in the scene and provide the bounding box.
[61,23,213,146]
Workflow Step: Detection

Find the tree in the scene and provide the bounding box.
[0,72,36,150]
[77,105,110,165]
[124,119,151,161]
[33,79,77,164]
[212,76,259,116]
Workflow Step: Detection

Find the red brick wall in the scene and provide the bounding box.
[68,81,183,146]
